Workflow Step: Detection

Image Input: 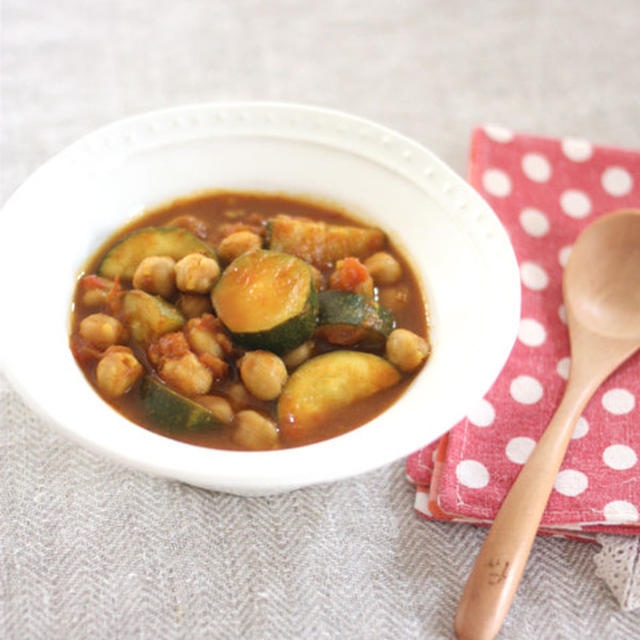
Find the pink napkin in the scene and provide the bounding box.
[407,127,640,540]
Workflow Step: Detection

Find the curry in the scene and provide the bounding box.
[70,192,430,450]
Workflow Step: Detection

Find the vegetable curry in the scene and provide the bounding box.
[70,192,430,450]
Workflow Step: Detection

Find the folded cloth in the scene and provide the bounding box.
[406,128,640,573]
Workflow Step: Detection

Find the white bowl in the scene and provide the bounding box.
[0,103,520,495]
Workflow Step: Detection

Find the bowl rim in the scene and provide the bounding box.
[0,101,521,493]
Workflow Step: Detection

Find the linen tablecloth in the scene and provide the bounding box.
[2,1,640,638]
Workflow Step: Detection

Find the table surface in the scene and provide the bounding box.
[1,1,639,638]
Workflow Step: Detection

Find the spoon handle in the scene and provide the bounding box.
[453,377,595,640]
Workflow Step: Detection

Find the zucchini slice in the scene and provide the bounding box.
[211,250,318,354]
[140,376,221,431]
[98,227,216,280]
[316,290,395,346]
[122,290,185,344]
[277,351,400,438]
[267,215,385,268]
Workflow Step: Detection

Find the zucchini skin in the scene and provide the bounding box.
[212,250,319,355]
[122,290,185,344]
[140,376,220,431]
[317,290,395,345]
[228,285,318,355]
[98,227,216,280]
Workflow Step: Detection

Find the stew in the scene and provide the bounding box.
[70,192,430,450]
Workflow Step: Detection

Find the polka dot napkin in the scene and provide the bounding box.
[406,126,640,540]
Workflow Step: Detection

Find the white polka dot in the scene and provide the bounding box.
[505,437,536,464]
[518,318,546,347]
[601,166,633,197]
[522,153,552,182]
[519,208,550,237]
[466,398,495,427]
[483,124,513,143]
[560,189,592,218]
[603,444,638,470]
[561,138,593,162]
[520,262,549,291]
[510,375,543,404]
[558,304,567,324]
[554,469,588,497]
[602,388,636,415]
[482,169,512,197]
[456,460,490,489]
[572,417,589,439]
[556,357,571,380]
[603,500,639,523]
[558,245,572,268]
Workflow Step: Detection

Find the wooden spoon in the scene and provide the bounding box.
[454,209,640,640]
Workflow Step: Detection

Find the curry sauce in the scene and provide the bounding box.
[70,191,429,450]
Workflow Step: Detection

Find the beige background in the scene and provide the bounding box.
[1,1,639,638]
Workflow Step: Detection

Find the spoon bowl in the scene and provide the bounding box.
[455,209,640,640]
[565,210,640,340]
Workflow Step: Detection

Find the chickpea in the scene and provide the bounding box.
[82,288,108,308]
[282,341,314,369]
[79,313,127,349]
[364,252,402,285]
[184,314,224,358]
[175,253,220,294]
[195,395,234,425]
[218,231,262,264]
[233,410,279,450]
[132,256,176,298]
[80,276,114,307]
[96,346,143,397]
[176,293,212,318]
[378,284,409,312]
[213,330,233,355]
[226,382,253,409]
[159,352,213,396]
[385,329,430,372]
[239,351,288,401]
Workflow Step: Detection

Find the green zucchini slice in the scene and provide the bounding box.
[211,250,318,354]
[277,351,400,438]
[267,215,385,268]
[98,227,216,280]
[122,290,185,344]
[316,290,395,346]
[140,376,221,431]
